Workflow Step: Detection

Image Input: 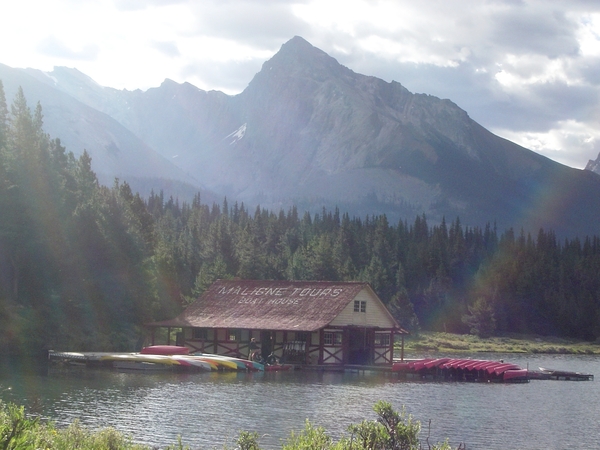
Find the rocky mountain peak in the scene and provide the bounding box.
[585,153,600,175]
[3,37,600,237]
[246,36,353,93]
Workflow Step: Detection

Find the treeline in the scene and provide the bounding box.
[0,84,176,354]
[146,193,600,340]
[1,85,600,355]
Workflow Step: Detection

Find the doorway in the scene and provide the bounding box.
[260,331,274,359]
[348,328,373,365]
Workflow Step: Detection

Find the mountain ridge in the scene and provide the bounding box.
[2,36,600,237]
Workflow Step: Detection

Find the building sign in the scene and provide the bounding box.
[216,285,345,306]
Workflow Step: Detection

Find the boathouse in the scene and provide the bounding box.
[148,279,407,368]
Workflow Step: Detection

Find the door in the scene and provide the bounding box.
[348,328,374,365]
[260,331,274,360]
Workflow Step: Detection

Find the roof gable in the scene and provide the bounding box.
[151,280,402,331]
[329,285,399,329]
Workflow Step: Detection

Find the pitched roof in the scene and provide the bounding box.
[150,279,402,332]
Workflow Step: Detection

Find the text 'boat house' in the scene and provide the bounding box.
[148,280,407,368]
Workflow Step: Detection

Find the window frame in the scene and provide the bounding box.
[354,300,366,313]
[226,328,241,342]
[192,328,208,340]
[374,333,391,347]
[324,331,343,346]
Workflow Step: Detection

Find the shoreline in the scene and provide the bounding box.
[400,331,600,355]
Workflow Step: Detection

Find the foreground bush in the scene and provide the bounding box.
[0,400,461,449]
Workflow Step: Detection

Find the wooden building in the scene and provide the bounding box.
[148,279,407,368]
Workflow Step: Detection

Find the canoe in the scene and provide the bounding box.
[391,362,410,372]
[101,353,181,365]
[265,364,293,371]
[539,367,594,380]
[192,353,264,371]
[190,355,240,370]
[113,360,172,371]
[502,369,529,382]
[140,345,190,355]
[423,358,452,369]
[171,355,216,371]
[410,359,435,371]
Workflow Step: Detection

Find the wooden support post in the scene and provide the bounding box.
[401,335,405,361]
[319,328,324,365]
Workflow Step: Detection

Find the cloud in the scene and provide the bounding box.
[186,0,311,48]
[576,57,600,85]
[489,7,580,58]
[288,1,600,168]
[113,0,188,12]
[36,36,99,61]
[151,41,181,58]
[5,0,600,168]
[181,59,264,93]
[497,120,600,168]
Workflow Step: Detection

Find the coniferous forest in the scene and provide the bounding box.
[2,84,600,355]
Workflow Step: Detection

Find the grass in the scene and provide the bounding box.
[400,332,600,355]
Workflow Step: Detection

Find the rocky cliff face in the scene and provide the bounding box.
[585,153,600,175]
[3,37,600,236]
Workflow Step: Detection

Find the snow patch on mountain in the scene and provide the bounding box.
[225,123,247,144]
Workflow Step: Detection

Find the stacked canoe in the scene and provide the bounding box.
[49,346,264,372]
[392,357,529,383]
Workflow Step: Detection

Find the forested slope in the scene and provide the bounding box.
[1,85,599,355]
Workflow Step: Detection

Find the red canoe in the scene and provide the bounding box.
[140,345,190,355]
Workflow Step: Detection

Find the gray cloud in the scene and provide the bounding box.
[577,57,600,86]
[529,82,599,121]
[113,0,188,12]
[34,0,600,168]
[37,36,99,61]
[292,1,600,163]
[181,58,264,93]
[151,41,181,58]
[186,0,311,48]
[490,8,580,58]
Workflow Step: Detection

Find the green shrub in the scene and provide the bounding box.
[236,431,261,450]
[0,400,460,449]
[280,401,458,450]
[0,402,40,449]
[347,401,420,450]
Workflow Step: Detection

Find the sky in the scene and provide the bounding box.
[1,0,600,169]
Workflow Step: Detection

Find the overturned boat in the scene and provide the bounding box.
[529,367,594,381]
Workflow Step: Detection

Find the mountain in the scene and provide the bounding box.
[585,152,600,175]
[3,36,600,236]
[0,63,210,199]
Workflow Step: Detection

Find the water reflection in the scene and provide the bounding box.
[1,353,599,449]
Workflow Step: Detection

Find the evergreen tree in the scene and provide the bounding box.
[462,296,496,338]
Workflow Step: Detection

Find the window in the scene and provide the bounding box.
[374,333,390,346]
[353,300,366,313]
[227,329,241,342]
[324,331,342,346]
[192,328,208,340]
[296,332,308,343]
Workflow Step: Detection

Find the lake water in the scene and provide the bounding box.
[1,353,599,449]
